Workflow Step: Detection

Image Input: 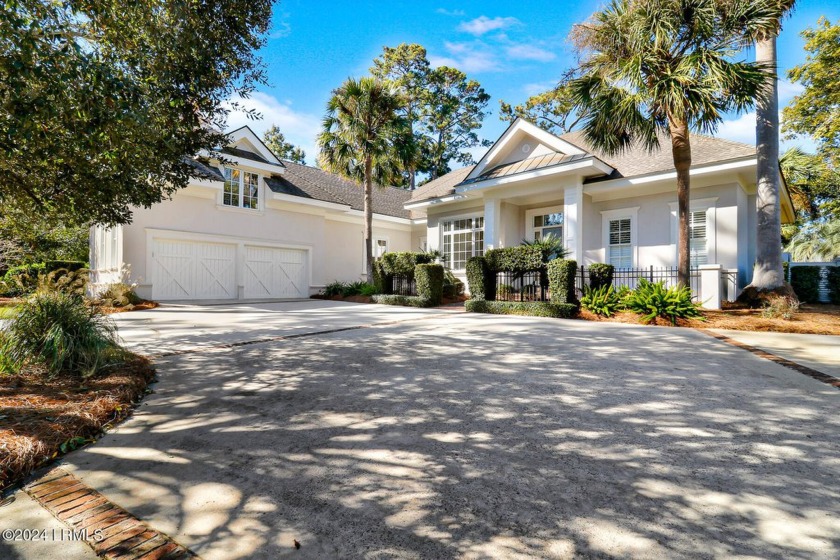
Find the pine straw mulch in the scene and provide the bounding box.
[0,357,156,491]
[578,303,840,335]
[0,297,159,316]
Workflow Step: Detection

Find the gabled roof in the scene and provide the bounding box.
[409,166,475,203]
[461,152,591,185]
[222,126,286,168]
[267,161,412,219]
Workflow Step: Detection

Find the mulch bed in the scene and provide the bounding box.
[578,303,840,335]
[0,357,156,492]
[312,294,469,306]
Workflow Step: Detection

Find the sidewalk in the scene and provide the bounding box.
[708,329,840,379]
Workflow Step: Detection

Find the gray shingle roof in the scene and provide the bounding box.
[558,130,756,182]
[268,161,412,219]
[186,157,225,182]
[408,165,475,203]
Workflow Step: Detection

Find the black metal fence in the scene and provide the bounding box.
[575,266,701,299]
[391,274,416,296]
[495,270,549,302]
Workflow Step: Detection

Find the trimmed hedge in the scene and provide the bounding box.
[465,299,578,318]
[547,259,578,305]
[379,252,433,277]
[588,263,614,290]
[790,266,822,303]
[484,246,543,273]
[783,261,790,283]
[372,260,391,294]
[829,267,840,305]
[466,256,495,300]
[371,294,434,307]
[415,264,444,306]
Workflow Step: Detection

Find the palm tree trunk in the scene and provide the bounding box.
[752,34,785,290]
[669,117,692,288]
[364,155,374,283]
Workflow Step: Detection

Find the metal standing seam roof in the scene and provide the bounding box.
[460,152,591,185]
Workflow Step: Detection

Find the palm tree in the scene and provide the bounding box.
[749,2,797,294]
[318,77,406,283]
[786,219,840,262]
[568,0,789,287]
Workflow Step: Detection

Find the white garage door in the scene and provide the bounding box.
[152,239,237,300]
[244,246,308,299]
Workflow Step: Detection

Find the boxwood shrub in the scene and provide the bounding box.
[588,263,614,290]
[465,256,495,300]
[790,266,822,303]
[379,252,433,277]
[372,260,391,294]
[484,246,543,273]
[547,259,578,305]
[415,263,444,305]
[828,267,840,304]
[465,299,578,318]
[371,294,434,307]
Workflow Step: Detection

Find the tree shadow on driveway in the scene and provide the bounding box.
[63,315,840,559]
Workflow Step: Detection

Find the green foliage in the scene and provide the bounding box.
[97,283,142,308]
[581,285,622,317]
[321,281,379,298]
[465,256,495,300]
[263,125,306,164]
[323,281,346,297]
[372,260,390,294]
[415,264,444,306]
[1,263,46,296]
[371,294,434,308]
[1,0,274,226]
[587,263,614,291]
[783,261,790,283]
[484,246,544,273]
[442,269,464,298]
[0,292,126,378]
[465,299,579,319]
[622,279,703,325]
[790,266,822,303]
[0,212,89,273]
[785,219,840,262]
[828,267,840,304]
[761,295,800,320]
[779,147,840,221]
[36,268,89,298]
[379,252,433,277]
[520,233,569,262]
[784,18,840,169]
[547,259,578,305]
[499,79,585,135]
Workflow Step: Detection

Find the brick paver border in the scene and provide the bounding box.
[700,329,840,390]
[25,468,199,559]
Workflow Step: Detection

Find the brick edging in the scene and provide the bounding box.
[700,329,840,390]
[25,468,199,560]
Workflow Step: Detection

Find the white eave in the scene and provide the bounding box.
[404,193,470,210]
[270,192,411,225]
[457,157,613,194]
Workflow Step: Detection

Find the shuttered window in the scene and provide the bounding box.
[608,218,632,268]
[689,210,707,266]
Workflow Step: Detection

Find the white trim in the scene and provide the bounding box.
[270,192,351,212]
[601,207,640,267]
[225,126,284,166]
[404,194,468,210]
[585,158,756,195]
[440,212,485,272]
[668,197,718,266]
[456,158,612,194]
[208,153,284,175]
[525,204,565,242]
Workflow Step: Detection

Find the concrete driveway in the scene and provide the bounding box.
[7,303,840,559]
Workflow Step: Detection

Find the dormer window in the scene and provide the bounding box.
[224,167,260,209]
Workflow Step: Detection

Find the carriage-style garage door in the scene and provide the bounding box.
[244,246,308,299]
[151,239,237,300]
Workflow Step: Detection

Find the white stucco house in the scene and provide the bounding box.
[91,119,793,307]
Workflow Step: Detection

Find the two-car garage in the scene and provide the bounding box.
[150,237,308,301]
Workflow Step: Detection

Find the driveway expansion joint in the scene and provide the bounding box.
[700,329,840,389]
[25,467,200,560]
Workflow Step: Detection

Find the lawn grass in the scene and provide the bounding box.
[0,300,18,319]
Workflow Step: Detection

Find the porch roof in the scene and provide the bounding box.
[460,152,592,185]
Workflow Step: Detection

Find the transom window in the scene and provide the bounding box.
[442,217,484,270]
[608,218,632,268]
[689,210,708,266]
[224,167,260,209]
[533,212,564,241]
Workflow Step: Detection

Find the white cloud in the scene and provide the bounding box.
[458,16,521,36]
[223,91,321,164]
[778,78,805,104]
[717,112,756,145]
[436,8,465,17]
[429,42,500,73]
[523,80,560,96]
[506,44,556,62]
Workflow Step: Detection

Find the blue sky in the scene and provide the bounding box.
[225,1,839,166]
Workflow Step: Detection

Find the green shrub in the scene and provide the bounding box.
[341,281,368,297]
[484,246,543,273]
[588,263,614,290]
[0,292,126,378]
[790,266,822,303]
[783,261,790,283]
[97,282,142,308]
[1,263,46,297]
[323,281,346,297]
[623,279,703,324]
[442,269,464,299]
[828,267,840,305]
[36,268,89,297]
[379,252,433,277]
[581,285,622,317]
[761,295,800,320]
[547,259,578,305]
[415,264,444,305]
[520,233,569,262]
[371,294,434,307]
[465,299,578,318]
[372,260,391,294]
[359,283,378,297]
[465,256,495,300]
[44,261,86,274]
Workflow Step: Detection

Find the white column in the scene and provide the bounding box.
[484,197,502,250]
[564,183,584,263]
[699,264,722,310]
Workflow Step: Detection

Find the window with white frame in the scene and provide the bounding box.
[689,210,708,266]
[375,237,389,258]
[532,211,564,241]
[442,217,484,270]
[224,167,260,209]
[608,217,633,268]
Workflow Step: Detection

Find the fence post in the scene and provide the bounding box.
[650,265,654,282]
[698,264,722,309]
